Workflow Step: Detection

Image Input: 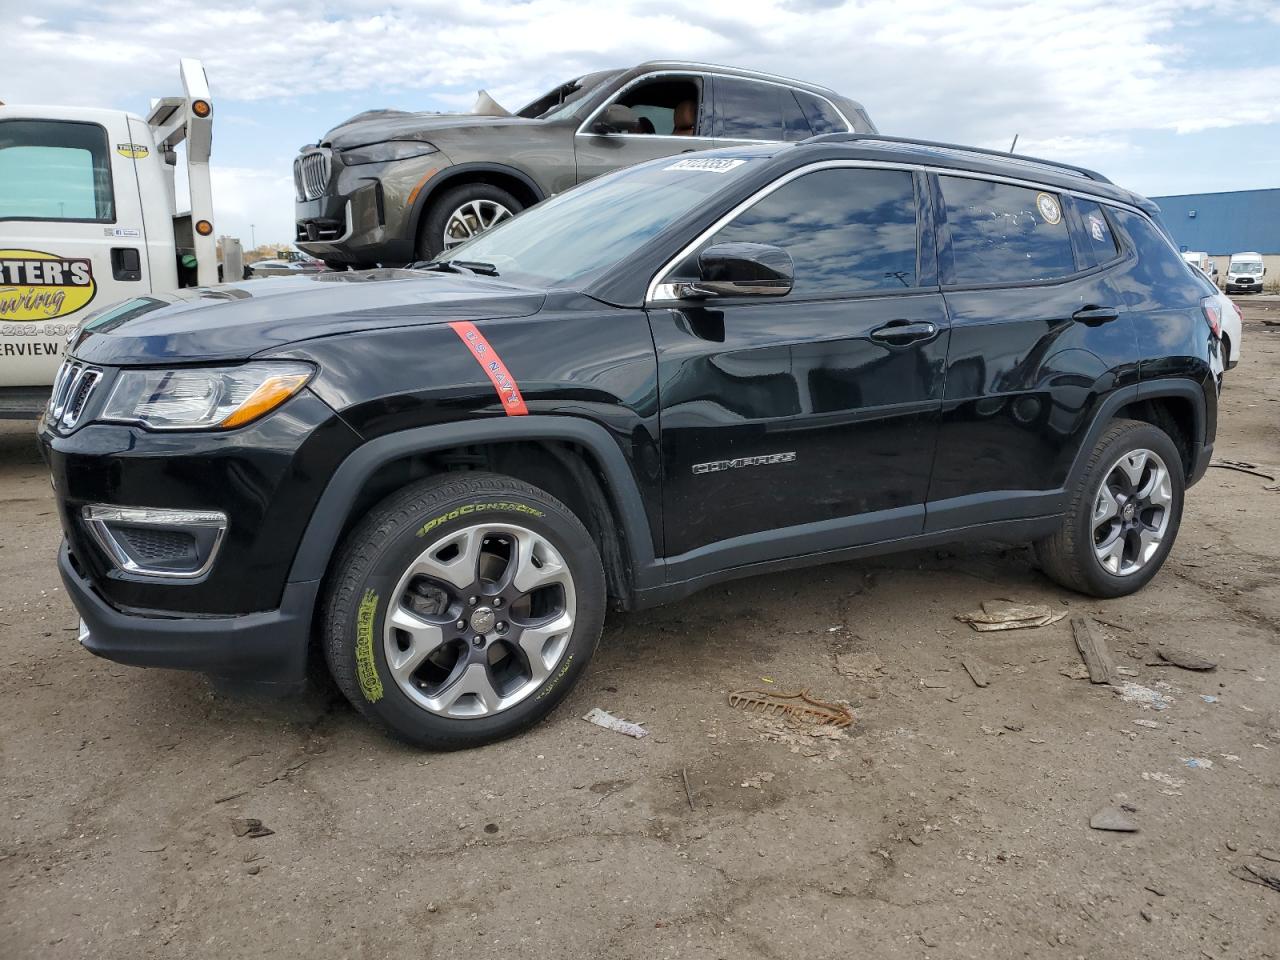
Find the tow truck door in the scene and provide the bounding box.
[0,108,151,387]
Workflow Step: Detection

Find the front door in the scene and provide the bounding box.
[0,112,150,386]
[574,74,716,183]
[649,166,950,577]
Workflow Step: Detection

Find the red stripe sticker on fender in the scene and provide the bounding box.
[448,320,529,416]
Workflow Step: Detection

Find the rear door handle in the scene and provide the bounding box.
[1072,305,1118,325]
[870,320,939,345]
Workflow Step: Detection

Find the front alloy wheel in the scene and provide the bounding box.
[443,199,513,250]
[324,473,605,749]
[386,523,575,718]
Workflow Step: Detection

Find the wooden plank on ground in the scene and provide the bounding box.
[961,658,990,688]
[1071,616,1117,685]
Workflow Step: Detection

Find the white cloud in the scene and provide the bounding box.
[3,0,1278,243]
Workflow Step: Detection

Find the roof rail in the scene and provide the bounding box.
[802,133,1112,184]
[635,60,838,96]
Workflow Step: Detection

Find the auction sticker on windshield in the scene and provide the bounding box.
[0,249,97,322]
[665,158,747,173]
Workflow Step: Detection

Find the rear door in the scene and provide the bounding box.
[0,112,150,386]
[927,174,1139,530]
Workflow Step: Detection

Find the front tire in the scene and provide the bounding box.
[1034,419,1185,598]
[416,183,522,260]
[323,472,605,749]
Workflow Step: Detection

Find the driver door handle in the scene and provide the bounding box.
[870,320,939,345]
[1072,305,1119,325]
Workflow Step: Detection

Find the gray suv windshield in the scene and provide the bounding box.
[433,157,760,287]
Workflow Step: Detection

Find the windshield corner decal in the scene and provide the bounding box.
[448,320,529,416]
[0,250,97,322]
[665,158,747,174]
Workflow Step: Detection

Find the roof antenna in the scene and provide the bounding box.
[1009,134,1019,153]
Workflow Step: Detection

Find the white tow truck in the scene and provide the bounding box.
[0,59,237,418]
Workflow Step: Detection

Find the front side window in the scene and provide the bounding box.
[715,77,787,141]
[616,77,703,136]
[940,177,1076,284]
[0,120,115,222]
[693,167,919,297]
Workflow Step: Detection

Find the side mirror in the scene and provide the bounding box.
[592,103,641,134]
[674,242,794,299]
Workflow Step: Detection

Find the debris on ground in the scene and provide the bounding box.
[740,772,775,789]
[1142,771,1187,794]
[1209,459,1277,482]
[1071,617,1118,684]
[1200,695,1219,704]
[681,768,695,811]
[747,715,848,761]
[1114,682,1173,711]
[1133,719,1161,729]
[728,688,853,727]
[582,708,648,739]
[230,818,274,839]
[961,658,991,688]
[833,652,886,682]
[957,599,1067,632]
[1181,757,1214,770]
[1090,806,1139,832]
[1156,647,1218,671]
[1230,862,1280,894]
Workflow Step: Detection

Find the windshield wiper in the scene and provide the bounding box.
[410,259,500,277]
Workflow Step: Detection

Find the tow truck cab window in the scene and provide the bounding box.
[0,119,115,222]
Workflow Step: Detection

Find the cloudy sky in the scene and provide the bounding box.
[4,0,1278,246]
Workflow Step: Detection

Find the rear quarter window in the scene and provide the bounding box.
[939,176,1077,285]
[1076,200,1122,267]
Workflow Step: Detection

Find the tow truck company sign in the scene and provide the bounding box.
[0,250,97,322]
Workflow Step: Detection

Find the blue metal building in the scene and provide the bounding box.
[1151,188,1280,254]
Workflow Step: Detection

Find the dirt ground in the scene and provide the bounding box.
[2,302,1278,960]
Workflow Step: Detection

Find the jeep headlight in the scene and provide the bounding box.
[341,140,439,165]
[101,361,314,430]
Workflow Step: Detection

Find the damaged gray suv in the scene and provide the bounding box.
[293,61,877,269]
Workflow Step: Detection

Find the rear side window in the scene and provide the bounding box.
[1077,200,1121,265]
[705,167,918,296]
[794,91,847,134]
[782,91,812,142]
[0,120,115,222]
[940,176,1077,284]
[715,77,785,140]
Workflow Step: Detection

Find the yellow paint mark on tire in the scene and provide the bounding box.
[355,588,383,703]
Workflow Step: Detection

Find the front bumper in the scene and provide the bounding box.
[1225,281,1261,293]
[295,154,443,266]
[61,542,317,684]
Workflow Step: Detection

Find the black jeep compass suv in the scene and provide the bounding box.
[39,135,1221,749]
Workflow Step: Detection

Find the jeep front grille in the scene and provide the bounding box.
[47,359,103,430]
[294,150,331,201]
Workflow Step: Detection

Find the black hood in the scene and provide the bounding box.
[69,269,545,366]
[321,111,541,150]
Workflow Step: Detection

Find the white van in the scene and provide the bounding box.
[1225,252,1265,295]
[1181,251,1212,275]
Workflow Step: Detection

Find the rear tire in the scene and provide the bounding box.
[417,183,523,260]
[323,472,604,749]
[1034,419,1184,598]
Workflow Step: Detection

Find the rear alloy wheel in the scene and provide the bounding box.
[1034,419,1185,597]
[417,183,523,260]
[324,473,604,749]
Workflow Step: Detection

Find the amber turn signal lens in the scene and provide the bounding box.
[192,99,212,118]
[218,373,311,429]
[195,220,213,236]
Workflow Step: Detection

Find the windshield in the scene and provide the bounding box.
[1231,262,1262,274]
[432,156,761,287]
[517,70,620,120]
